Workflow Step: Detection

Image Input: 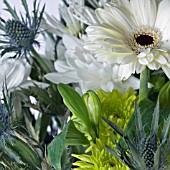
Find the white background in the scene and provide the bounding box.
[0,0,61,18]
[0,0,61,54]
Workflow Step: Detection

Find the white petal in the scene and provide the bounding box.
[155,0,170,33]
[147,62,160,70]
[100,81,115,92]
[45,72,79,84]
[117,64,133,80]
[162,65,170,79]
[63,34,82,50]
[54,60,72,72]
[138,58,149,65]
[155,55,167,65]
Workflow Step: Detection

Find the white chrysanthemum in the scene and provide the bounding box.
[84,0,170,79]
[45,34,140,94]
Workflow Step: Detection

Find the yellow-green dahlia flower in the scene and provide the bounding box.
[72,139,129,170]
[97,89,136,146]
[72,89,136,169]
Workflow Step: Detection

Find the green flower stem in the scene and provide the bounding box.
[31,47,50,73]
[139,67,148,102]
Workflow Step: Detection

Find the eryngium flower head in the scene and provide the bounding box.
[102,101,170,169]
[0,87,13,145]
[0,0,45,57]
[85,0,170,79]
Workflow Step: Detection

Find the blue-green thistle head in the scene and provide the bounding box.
[102,101,170,169]
[0,0,45,58]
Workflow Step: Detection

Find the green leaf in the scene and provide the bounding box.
[57,84,89,126]
[150,100,159,136]
[39,114,51,143]
[161,114,170,144]
[66,120,89,145]
[134,102,145,140]
[48,122,69,170]
[101,117,124,137]
[159,81,170,110]
[125,98,155,138]
[4,136,41,169]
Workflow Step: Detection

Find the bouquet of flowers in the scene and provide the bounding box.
[0,0,169,169]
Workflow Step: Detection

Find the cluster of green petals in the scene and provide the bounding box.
[97,89,137,145]
[72,139,129,170]
[72,89,137,170]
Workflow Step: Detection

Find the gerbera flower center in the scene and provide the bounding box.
[135,35,154,46]
[128,27,162,53]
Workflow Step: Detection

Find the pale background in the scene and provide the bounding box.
[0,0,61,54]
[0,0,61,18]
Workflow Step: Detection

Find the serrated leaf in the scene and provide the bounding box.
[134,102,145,140]
[125,139,146,168]
[48,122,69,170]
[150,100,159,136]
[125,98,155,139]
[105,146,128,166]
[153,145,161,170]
[161,114,170,144]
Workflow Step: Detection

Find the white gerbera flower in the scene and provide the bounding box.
[84,0,170,79]
[45,34,140,94]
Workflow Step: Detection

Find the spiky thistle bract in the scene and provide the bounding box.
[102,101,170,170]
[0,0,45,58]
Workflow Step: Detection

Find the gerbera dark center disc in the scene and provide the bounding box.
[136,35,154,46]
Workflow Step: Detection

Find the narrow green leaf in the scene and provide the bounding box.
[101,117,124,137]
[134,102,145,140]
[153,145,161,170]
[5,136,41,169]
[125,140,146,168]
[48,122,69,170]
[150,100,159,136]
[161,114,170,144]
[39,114,51,143]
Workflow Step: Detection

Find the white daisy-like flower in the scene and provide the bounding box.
[45,34,140,94]
[84,0,170,79]
[41,2,84,37]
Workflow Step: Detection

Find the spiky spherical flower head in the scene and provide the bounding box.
[102,101,170,169]
[5,20,35,50]
[0,0,45,58]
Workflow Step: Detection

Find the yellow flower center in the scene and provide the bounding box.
[128,27,162,53]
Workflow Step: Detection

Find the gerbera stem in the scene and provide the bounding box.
[31,48,50,73]
[139,67,148,102]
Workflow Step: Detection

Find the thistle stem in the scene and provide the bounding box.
[139,67,148,102]
[31,48,50,73]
